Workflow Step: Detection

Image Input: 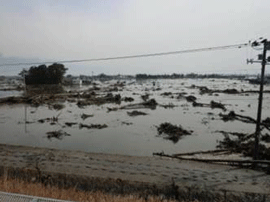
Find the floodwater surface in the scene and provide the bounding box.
[0,78,269,156]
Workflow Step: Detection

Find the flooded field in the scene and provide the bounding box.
[1,78,270,156]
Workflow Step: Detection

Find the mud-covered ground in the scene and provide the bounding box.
[0,78,270,158]
[1,144,270,196]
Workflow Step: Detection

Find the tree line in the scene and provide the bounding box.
[19,63,67,85]
[135,73,247,79]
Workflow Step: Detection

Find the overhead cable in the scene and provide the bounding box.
[0,43,248,67]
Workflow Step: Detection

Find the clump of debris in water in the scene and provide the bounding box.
[156,122,193,143]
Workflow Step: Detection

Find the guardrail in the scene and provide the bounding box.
[0,191,74,202]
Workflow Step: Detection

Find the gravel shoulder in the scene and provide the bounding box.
[0,144,269,195]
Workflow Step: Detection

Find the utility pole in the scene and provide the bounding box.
[23,68,28,133]
[248,39,270,160]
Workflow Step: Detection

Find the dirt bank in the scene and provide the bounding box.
[0,144,269,196]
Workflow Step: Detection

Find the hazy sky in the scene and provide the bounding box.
[0,0,269,76]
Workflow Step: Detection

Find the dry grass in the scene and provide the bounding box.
[2,167,267,202]
[1,173,268,202]
[0,176,192,202]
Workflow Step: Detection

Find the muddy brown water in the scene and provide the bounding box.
[0,78,270,156]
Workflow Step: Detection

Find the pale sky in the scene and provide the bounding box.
[0,0,269,76]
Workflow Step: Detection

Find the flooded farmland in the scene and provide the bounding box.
[1,78,270,157]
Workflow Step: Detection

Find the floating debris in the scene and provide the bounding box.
[65,122,78,127]
[18,121,35,124]
[107,107,118,112]
[261,133,270,143]
[46,130,70,140]
[81,113,94,120]
[127,110,148,117]
[192,102,205,107]
[210,101,226,111]
[219,111,237,122]
[141,94,149,101]
[49,103,65,110]
[121,121,133,125]
[185,95,197,102]
[123,97,134,102]
[113,81,125,87]
[191,85,241,95]
[120,99,158,110]
[0,96,26,104]
[160,103,177,109]
[108,87,118,92]
[216,130,252,142]
[161,92,172,96]
[142,99,158,109]
[223,88,239,94]
[216,131,270,160]
[81,91,96,99]
[262,117,270,125]
[38,113,61,124]
[191,100,226,111]
[38,119,45,123]
[77,100,91,108]
[38,116,60,124]
[157,122,193,143]
[199,86,212,95]
[79,123,108,129]
[76,93,123,108]
[105,93,121,102]
[219,111,257,124]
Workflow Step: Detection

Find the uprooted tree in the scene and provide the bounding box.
[19,63,68,85]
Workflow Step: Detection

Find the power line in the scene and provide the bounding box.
[0,43,248,67]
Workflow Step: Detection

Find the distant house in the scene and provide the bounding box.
[80,75,92,84]
[64,76,82,85]
[72,77,82,85]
